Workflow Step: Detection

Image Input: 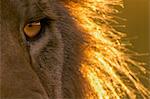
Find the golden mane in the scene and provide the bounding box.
[63,0,150,98]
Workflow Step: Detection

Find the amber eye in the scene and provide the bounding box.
[24,22,41,38]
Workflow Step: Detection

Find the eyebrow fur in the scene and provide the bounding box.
[33,0,57,21]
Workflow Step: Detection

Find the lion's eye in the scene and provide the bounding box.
[24,22,41,38]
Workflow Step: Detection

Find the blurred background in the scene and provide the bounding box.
[119,0,150,89]
[121,0,149,63]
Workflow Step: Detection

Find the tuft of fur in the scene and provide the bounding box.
[63,0,150,98]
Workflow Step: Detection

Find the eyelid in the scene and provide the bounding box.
[27,16,56,25]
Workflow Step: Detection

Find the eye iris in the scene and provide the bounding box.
[24,22,41,38]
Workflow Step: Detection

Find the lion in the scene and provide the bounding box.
[0,0,149,99]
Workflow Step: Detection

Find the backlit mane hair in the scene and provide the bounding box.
[63,0,150,98]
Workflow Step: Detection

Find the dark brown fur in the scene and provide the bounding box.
[0,0,87,98]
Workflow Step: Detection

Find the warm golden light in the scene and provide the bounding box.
[64,0,150,98]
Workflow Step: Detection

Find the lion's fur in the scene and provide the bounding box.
[0,0,149,99]
[64,0,150,98]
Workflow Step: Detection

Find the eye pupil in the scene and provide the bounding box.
[28,24,32,27]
